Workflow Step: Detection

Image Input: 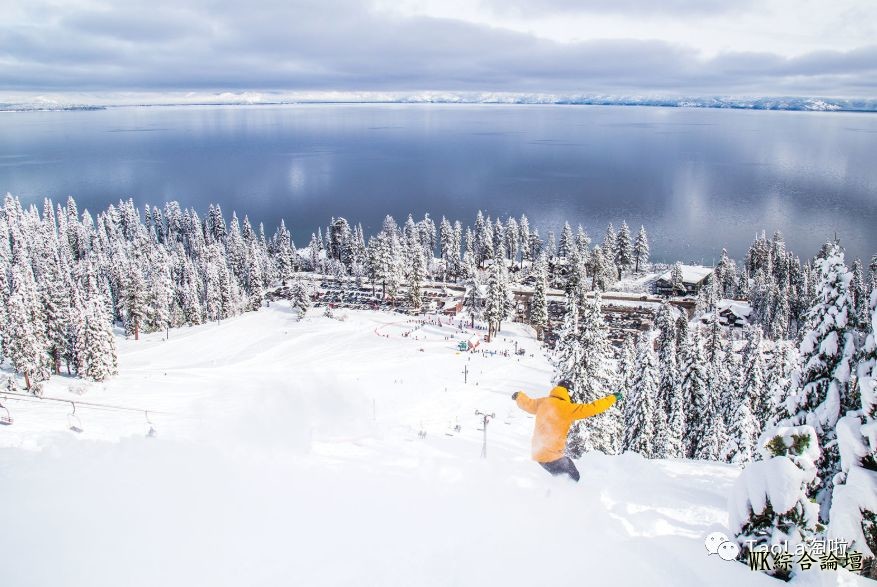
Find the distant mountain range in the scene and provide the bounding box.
[2,92,876,113]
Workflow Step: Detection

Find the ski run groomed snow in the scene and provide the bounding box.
[0,304,870,586]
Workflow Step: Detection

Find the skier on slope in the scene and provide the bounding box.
[512,379,622,482]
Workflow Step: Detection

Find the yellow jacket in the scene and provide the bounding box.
[515,385,616,463]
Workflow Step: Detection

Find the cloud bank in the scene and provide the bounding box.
[0,0,875,97]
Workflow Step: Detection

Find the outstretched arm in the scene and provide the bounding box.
[514,391,539,414]
[568,394,616,420]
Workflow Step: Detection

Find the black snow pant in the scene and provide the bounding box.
[538,456,580,482]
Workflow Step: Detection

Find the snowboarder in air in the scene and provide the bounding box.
[512,379,621,482]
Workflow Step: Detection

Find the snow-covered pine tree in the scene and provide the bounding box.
[767,340,799,428]
[828,288,877,573]
[290,279,311,317]
[518,215,530,267]
[671,262,684,296]
[409,248,426,312]
[740,325,770,432]
[618,335,636,397]
[615,220,633,279]
[716,249,737,299]
[558,221,574,259]
[785,242,856,521]
[567,292,618,456]
[851,258,868,327]
[552,292,580,386]
[602,223,616,259]
[122,260,148,339]
[545,231,556,261]
[439,216,454,280]
[633,225,649,274]
[680,326,709,457]
[505,216,519,262]
[589,245,616,291]
[652,303,679,458]
[40,249,72,374]
[623,332,658,457]
[694,352,732,461]
[528,228,543,263]
[463,274,482,329]
[529,254,548,340]
[6,247,49,389]
[82,296,118,381]
[724,393,759,465]
[730,425,820,579]
[574,225,591,261]
[492,218,504,264]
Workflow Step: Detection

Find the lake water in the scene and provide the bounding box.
[1,104,876,264]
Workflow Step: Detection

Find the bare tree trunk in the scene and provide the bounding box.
[24,372,31,390]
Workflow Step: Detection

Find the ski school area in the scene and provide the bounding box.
[0,302,865,586]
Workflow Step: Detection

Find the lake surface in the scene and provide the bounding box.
[1,104,876,263]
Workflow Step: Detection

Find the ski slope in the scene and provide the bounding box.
[0,304,868,586]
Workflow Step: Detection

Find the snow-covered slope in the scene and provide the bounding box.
[0,305,867,586]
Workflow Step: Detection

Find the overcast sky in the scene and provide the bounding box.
[2,0,875,97]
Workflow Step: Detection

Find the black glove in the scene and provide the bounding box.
[512,392,520,400]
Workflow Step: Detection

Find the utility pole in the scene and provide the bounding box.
[462,363,468,384]
[475,410,495,458]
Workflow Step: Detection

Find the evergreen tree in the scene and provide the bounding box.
[40,252,72,373]
[724,396,759,464]
[731,425,820,579]
[602,223,616,258]
[122,261,148,339]
[574,225,591,260]
[558,222,574,258]
[567,292,618,455]
[463,274,482,329]
[439,216,454,280]
[529,254,549,340]
[680,326,709,458]
[716,249,737,298]
[290,279,311,317]
[409,248,426,312]
[82,296,118,381]
[785,242,856,521]
[615,220,633,278]
[623,333,658,458]
[767,340,799,427]
[670,262,685,295]
[552,293,581,387]
[851,258,867,327]
[653,303,680,458]
[518,215,531,267]
[633,225,649,273]
[828,288,877,567]
[6,250,49,388]
[741,326,770,432]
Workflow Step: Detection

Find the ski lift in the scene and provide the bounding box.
[68,401,84,434]
[145,410,157,438]
[0,398,13,426]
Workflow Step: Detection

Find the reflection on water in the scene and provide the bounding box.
[1,104,875,262]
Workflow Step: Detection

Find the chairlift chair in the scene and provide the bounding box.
[0,399,13,426]
[68,401,84,434]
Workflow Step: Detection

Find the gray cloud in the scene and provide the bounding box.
[0,0,874,96]
[476,0,755,17]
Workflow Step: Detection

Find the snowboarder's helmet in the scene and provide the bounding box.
[556,379,574,392]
